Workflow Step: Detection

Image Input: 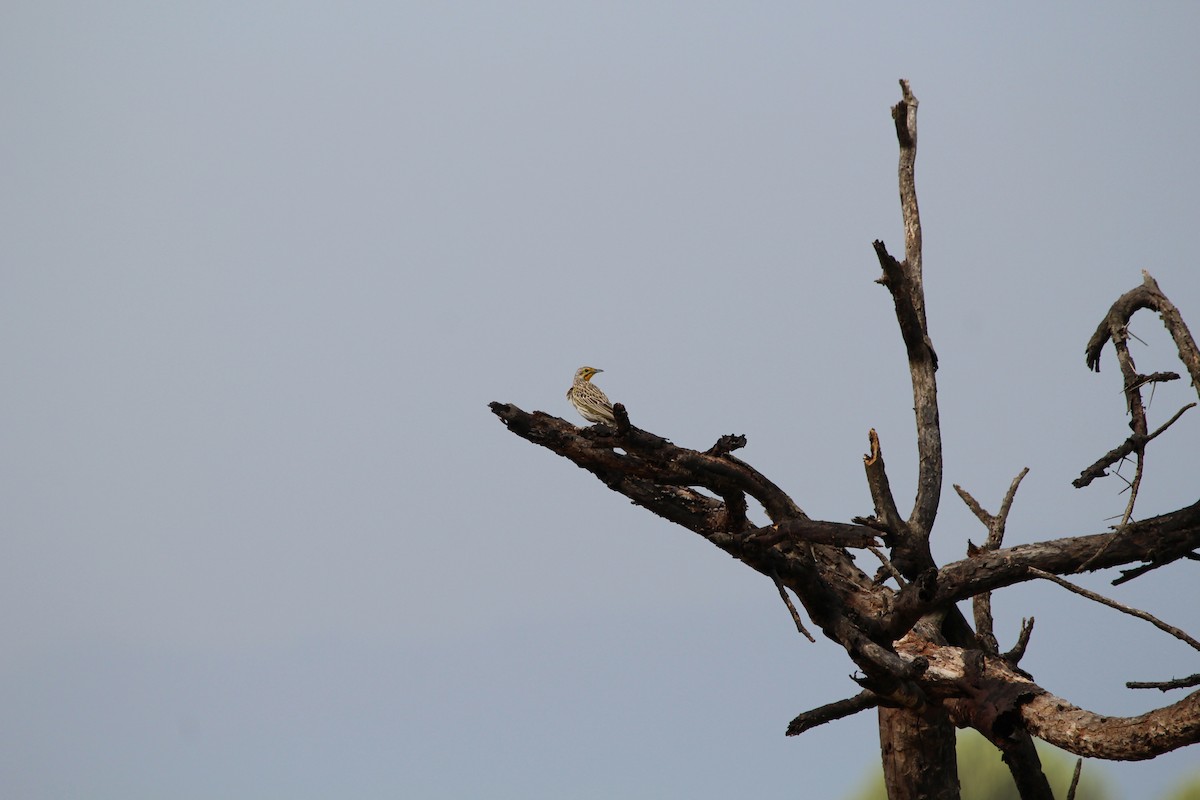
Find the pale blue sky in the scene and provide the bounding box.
[2,2,1198,798]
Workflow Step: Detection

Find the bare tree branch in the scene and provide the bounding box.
[887,500,1200,634]
[955,469,1030,655]
[870,78,968,800]
[748,519,881,549]
[772,572,816,643]
[862,428,906,539]
[902,637,1200,760]
[1004,617,1035,666]
[863,429,929,579]
[1079,272,1200,547]
[1080,271,1200,539]
[1127,674,1200,692]
[1086,271,1200,397]
[1128,371,1181,393]
[1065,759,1083,800]
[1022,689,1200,760]
[786,690,880,736]
[1073,402,1195,489]
[872,238,941,540]
[874,78,942,542]
[868,545,907,587]
[487,403,797,532]
[1027,567,1200,652]
[490,83,1200,798]
[1113,554,1199,586]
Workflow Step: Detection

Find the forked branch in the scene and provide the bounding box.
[887,499,1200,635]
[1086,271,1200,394]
[955,468,1029,654]
[1027,568,1200,652]
[869,79,943,585]
[489,81,1200,794]
[900,638,1200,760]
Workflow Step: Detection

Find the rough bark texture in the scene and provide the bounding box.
[490,80,1200,799]
[878,705,960,800]
[871,80,960,800]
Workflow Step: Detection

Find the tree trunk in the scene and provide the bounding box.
[490,80,1200,799]
[879,706,960,800]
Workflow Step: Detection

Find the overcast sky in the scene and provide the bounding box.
[3,2,1199,798]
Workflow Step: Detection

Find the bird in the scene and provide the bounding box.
[566,366,616,425]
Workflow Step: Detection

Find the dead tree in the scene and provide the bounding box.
[489,80,1200,800]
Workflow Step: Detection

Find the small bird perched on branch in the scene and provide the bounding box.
[567,366,616,425]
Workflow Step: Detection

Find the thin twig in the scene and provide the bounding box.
[772,572,816,643]
[995,468,1031,543]
[1125,371,1181,393]
[786,690,880,736]
[1126,673,1200,691]
[1113,559,1178,586]
[1120,451,1144,526]
[1072,403,1194,489]
[954,484,989,525]
[868,545,907,587]
[1076,403,1195,573]
[1065,759,1083,800]
[1028,568,1200,651]
[1003,617,1035,665]
[954,469,1029,655]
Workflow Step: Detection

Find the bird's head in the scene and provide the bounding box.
[574,366,603,382]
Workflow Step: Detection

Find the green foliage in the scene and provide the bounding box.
[844,730,1114,800]
[1163,772,1200,800]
